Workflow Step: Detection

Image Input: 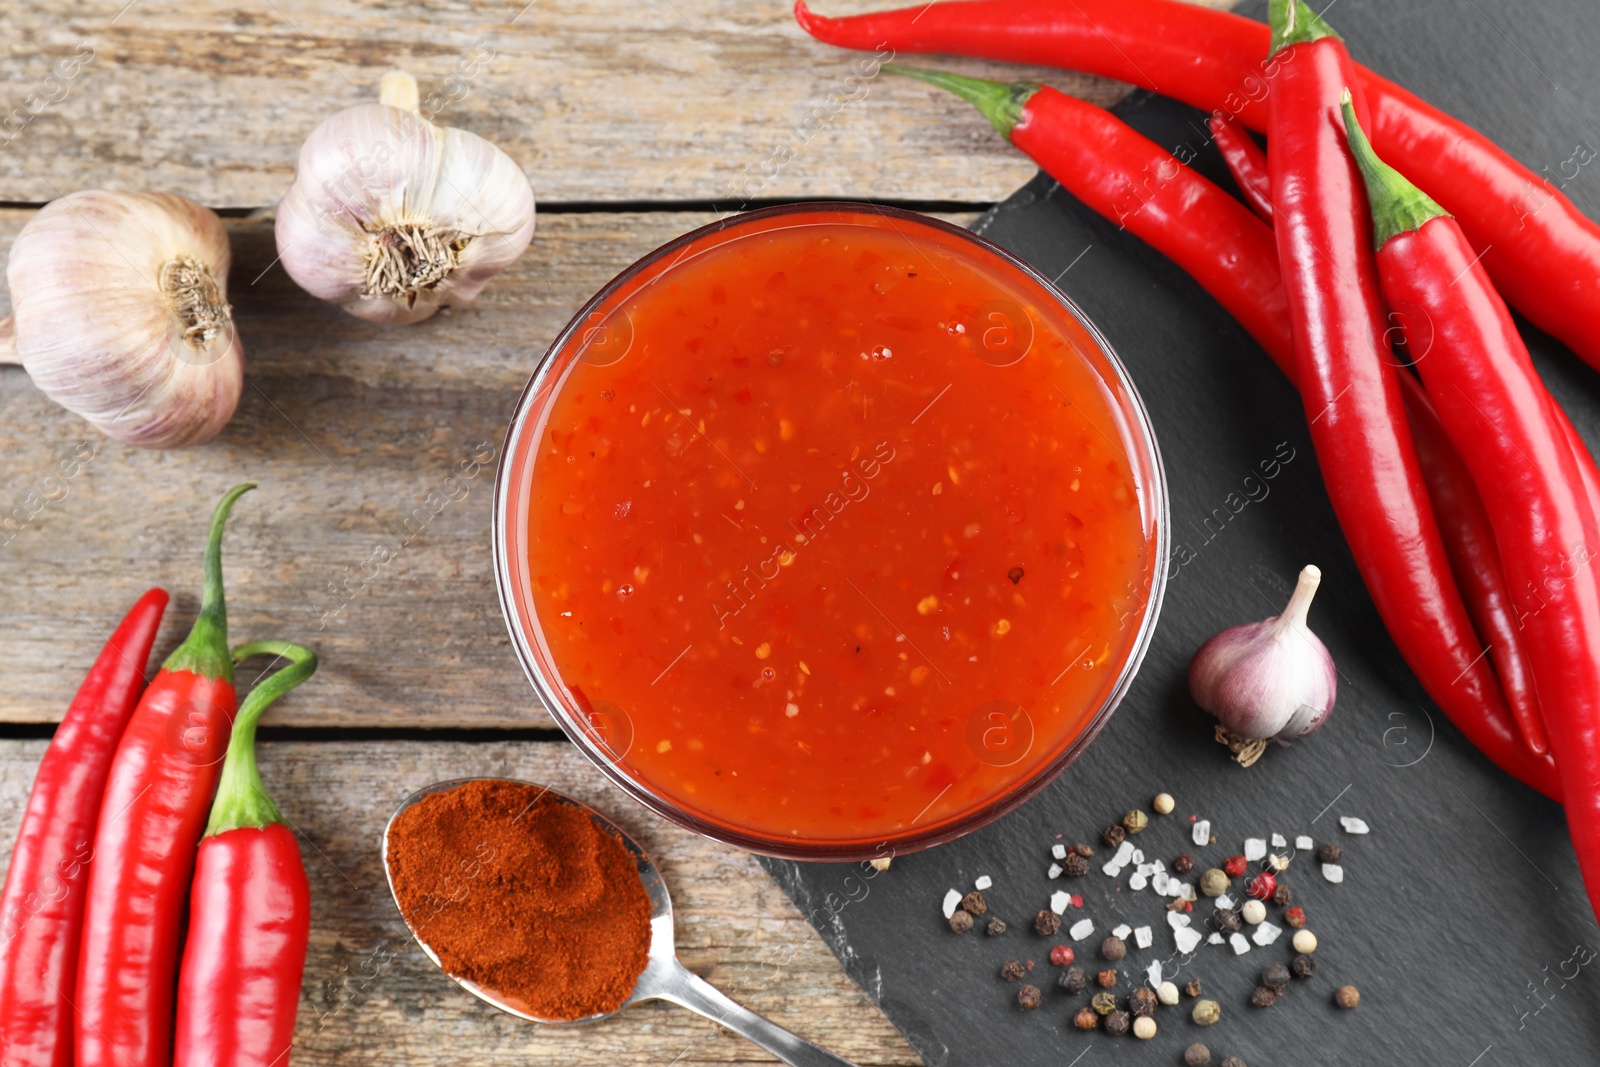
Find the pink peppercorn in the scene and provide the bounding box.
[1246,871,1278,901]
[1223,855,1248,878]
[1050,945,1075,966]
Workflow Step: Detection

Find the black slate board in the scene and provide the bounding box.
[759,1,1600,1063]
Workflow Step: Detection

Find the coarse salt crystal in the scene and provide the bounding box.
[1102,860,1124,878]
[1323,863,1345,883]
[1113,924,1132,939]
[1131,849,1144,865]
[1208,932,1225,945]
[1147,961,1164,986]
[1340,816,1370,835]
[1271,833,1286,848]
[942,890,961,919]
[1051,891,1071,914]
[1070,918,1094,940]
[1167,911,1191,930]
[1296,835,1314,850]
[1152,859,1167,873]
[975,875,992,891]
[1252,921,1283,947]
[1244,838,1267,861]
[1180,883,1197,902]
[1174,926,1204,954]
[1192,819,1210,846]
[1114,841,1135,865]
[1166,880,1184,898]
[1135,926,1153,949]
[1052,843,1069,860]
[1136,863,1155,878]
[1215,893,1234,909]
[1152,872,1171,895]
[1129,872,1149,892]
[1229,932,1251,955]
[1049,864,1063,879]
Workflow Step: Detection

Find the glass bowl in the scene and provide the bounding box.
[493,203,1168,861]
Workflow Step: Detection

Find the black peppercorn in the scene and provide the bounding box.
[1261,963,1290,991]
[961,891,987,915]
[1291,953,1315,979]
[1097,968,1118,988]
[1035,910,1062,937]
[1272,883,1294,907]
[1062,851,1091,878]
[1073,1006,1099,1030]
[1183,979,1204,998]
[1018,984,1042,1010]
[1317,842,1343,864]
[1101,936,1127,961]
[1000,959,1026,982]
[1073,842,1095,858]
[1184,1044,1212,1067]
[1128,986,1158,1017]
[1104,1009,1131,1036]
[1335,985,1361,1009]
[985,917,1007,936]
[1058,966,1087,993]
[1090,991,1117,1016]
[1249,986,1278,1008]
[1215,907,1242,934]
[1173,853,1196,874]
[1103,823,1127,848]
[948,910,973,934]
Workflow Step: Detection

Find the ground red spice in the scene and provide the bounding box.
[387,779,652,1020]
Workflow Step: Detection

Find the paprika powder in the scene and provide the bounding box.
[387,779,651,1020]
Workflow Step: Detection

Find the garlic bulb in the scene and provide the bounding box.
[275,71,535,326]
[0,190,243,448]
[1188,565,1337,766]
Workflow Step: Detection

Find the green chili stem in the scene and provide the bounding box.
[882,64,1038,141]
[1340,89,1450,248]
[162,483,256,682]
[1268,0,1340,55]
[205,640,318,837]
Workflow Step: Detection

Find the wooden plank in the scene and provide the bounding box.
[0,738,921,1065]
[0,207,979,727]
[0,0,1232,207]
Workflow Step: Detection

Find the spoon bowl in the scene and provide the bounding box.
[383,778,861,1065]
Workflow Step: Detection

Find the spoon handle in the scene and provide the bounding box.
[657,964,863,1067]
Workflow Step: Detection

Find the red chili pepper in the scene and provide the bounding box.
[1344,97,1600,920]
[887,63,1560,800]
[75,483,255,1067]
[0,589,169,1067]
[795,0,1600,371]
[175,639,316,1067]
[1208,113,1273,224]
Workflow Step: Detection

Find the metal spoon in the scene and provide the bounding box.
[383,778,862,1067]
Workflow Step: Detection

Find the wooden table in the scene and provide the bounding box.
[0,2,1222,1061]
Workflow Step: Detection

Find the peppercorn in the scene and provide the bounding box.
[1272,882,1294,907]
[961,891,987,915]
[1240,899,1267,925]
[1103,823,1126,848]
[1215,907,1242,934]
[1134,1014,1157,1039]
[1073,842,1095,858]
[1173,853,1196,874]
[1199,869,1229,897]
[1091,992,1117,1016]
[1048,944,1073,966]
[1000,959,1026,982]
[1073,1007,1099,1031]
[1183,979,1203,998]
[1223,854,1248,878]
[1062,851,1091,878]
[1153,792,1176,815]
[1185,1044,1212,1067]
[1284,906,1306,929]
[1101,935,1127,961]
[1018,984,1042,1010]
[948,910,974,934]
[1097,968,1118,988]
[1157,980,1180,1005]
[1291,954,1315,979]
[1104,1009,1131,1036]
[1249,986,1278,1009]
[1245,870,1277,901]
[1123,809,1149,834]
[1191,999,1221,1026]
[1221,1059,1248,1067]
[986,917,1007,937]
[1317,842,1343,864]
[1261,963,1290,991]
[1035,910,1061,937]
[1335,985,1360,1009]
[1128,986,1158,1017]
[1293,929,1318,954]
[1059,966,1087,993]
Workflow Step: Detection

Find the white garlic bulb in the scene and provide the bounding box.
[0,190,243,448]
[274,71,535,326]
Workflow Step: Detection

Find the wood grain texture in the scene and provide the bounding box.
[0,0,1241,208]
[0,738,921,1065]
[0,208,979,726]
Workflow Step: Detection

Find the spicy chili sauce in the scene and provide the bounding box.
[519,208,1162,852]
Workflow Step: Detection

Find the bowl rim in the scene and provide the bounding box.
[491,201,1170,861]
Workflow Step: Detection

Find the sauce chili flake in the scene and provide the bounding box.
[524,210,1160,850]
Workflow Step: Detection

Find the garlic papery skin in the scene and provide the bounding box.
[274,71,536,326]
[0,190,243,448]
[1188,565,1337,766]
